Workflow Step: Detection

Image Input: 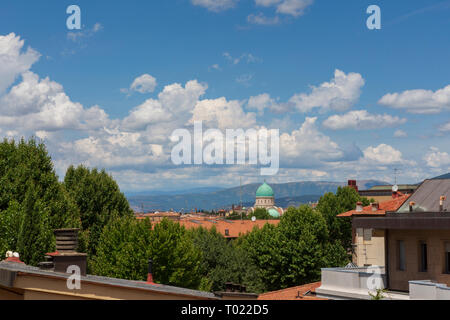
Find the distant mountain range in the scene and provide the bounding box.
[127,180,386,212]
[241,195,322,209]
[433,173,450,180]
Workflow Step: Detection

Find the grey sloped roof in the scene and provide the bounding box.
[397,179,450,213]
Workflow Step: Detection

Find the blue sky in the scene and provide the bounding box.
[0,0,449,191]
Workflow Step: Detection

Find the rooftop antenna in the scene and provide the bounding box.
[240,178,243,207]
[240,177,243,221]
[394,168,399,185]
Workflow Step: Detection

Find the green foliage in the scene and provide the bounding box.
[0,201,21,256]
[0,138,79,263]
[148,219,203,290]
[90,216,153,281]
[316,186,370,250]
[17,184,55,266]
[252,208,272,220]
[228,211,243,220]
[92,217,204,290]
[63,165,133,255]
[229,208,275,221]
[188,226,264,293]
[369,288,387,300]
[239,206,348,292]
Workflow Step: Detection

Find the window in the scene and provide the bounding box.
[363,229,372,241]
[446,242,450,274]
[225,229,229,236]
[419,242,428,272]
[398,240,406,271]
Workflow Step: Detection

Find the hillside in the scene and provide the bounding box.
[128,180,385,212]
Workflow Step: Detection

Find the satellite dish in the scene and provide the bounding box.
[251,216,256,222]
[392,185,399,192]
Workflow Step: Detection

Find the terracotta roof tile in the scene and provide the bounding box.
[178,219,279,238]
[258,282,325,300]
[338,194,410,217]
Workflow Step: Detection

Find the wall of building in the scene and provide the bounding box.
[12,274,213,300]
[354,228,385,267]
[388,229,450,292]
[255,197,274,208]
[409,280,450,300]
[0,286,24,300]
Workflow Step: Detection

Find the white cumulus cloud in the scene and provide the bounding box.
[191,0,238,12]
[280,117,344,164]
[129,74,158,94]
[255,0,314,17]
[323,110,406,130]
[289,69,365,113]
[0,33,40,94]
[424,147,450,168]
[379,85,450,114]
[363,144,404,165]
[394,129,408,138]
[439,122,450,132]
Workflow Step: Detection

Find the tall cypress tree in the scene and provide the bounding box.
[0,138,80,262]
[63,165,133,255]
[17,183,54,266]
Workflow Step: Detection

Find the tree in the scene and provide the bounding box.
[239,206,348,292]
[0,138,79,262]
[90,216,153,281]
[316,186,371,250]
[188,226,264,293]
[252,208,272,220]
[16,184,55,266]
[0,201,22,257]
[63,165,133,255]
[148,219,203,290]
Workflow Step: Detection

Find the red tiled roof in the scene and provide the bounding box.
[338,194,410,217]
[178,219,280,238]
[137,212,181,217]
[258,282,325,300]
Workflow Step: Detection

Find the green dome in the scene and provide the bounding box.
[268,208,280,218]
[256,182,274,198]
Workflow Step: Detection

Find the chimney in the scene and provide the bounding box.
[55,228,79,253]
[4,251,24,264]
[371,202,379,212]
[356,202,363,212]
[440,196,447,212]
[39,229,87,276]
[348,180,359,192]
[409,201,416,213]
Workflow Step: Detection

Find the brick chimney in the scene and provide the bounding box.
[348,180,358,192]
[356,202,363,212]
[409,201,416,213]
[4,252,24,264]
[371,202,379,212]
[224,282,247,293]
[39,229,87,276]
[147,259,155,284]
[440,196,447,212]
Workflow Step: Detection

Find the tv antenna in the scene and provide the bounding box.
[240,177,243,221]
[394,168,399,185]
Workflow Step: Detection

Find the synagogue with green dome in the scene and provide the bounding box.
[252,182,284,218]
